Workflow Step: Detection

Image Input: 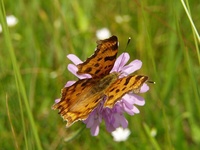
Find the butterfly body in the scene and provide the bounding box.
[52,36,148,127]
[92,72,118,92]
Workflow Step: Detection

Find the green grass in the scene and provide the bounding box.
[0,0,200,149]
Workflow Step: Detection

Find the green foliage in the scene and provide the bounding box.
[0,0,199,149]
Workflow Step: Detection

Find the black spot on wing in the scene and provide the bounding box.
[85,67,92,73]
[115,89,120,93]
[94,63,100,67]
[95,69,101,74]
[112,43,118,51]
[104,53,117,61]
[124,76,132,86]
[122,87,126,91]
[109,88,115,92]
[95,99,100,103]
[97,57,102,61]
[81,80,89,87]
[135,75,143,81]
[108,95,114,100]
[76,93,80,96]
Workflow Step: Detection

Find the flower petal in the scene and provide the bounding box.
[122,94,135,105]
[67,64,92,79]
[67,54,83,65]
[127,93,145,106]
[111,53,130,72]
[55,98,61,103]
[122,59,142,75]
[84,115,94,128]
[65,81,76,87]
[90,123,100,136]
[122,99,133,110]
[140,83,149,93]
[67,64,78,75]
[124,107,135,115]
[118,115,128,128]
[132,106,140,113]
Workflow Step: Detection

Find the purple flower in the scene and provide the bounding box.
[60,53,149,136]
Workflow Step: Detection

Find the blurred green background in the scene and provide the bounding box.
[0,0,199,149]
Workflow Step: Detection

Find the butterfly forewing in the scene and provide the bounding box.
[104,75,148,108]
[77,36,118,78]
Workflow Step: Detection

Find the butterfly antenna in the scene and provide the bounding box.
[147,80,156,84]
[124,37,131,52]
[117,37,131,73]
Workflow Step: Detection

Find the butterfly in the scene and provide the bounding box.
[52,36,148,127]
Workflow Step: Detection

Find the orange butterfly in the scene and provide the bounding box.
[52,36,148,127]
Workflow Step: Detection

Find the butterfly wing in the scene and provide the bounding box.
[52,79,104,127]
[104,75,148,108]
[53,36,119,127]
[77,36,118,78]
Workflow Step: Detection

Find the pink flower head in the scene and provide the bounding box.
[62,52,149,136]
